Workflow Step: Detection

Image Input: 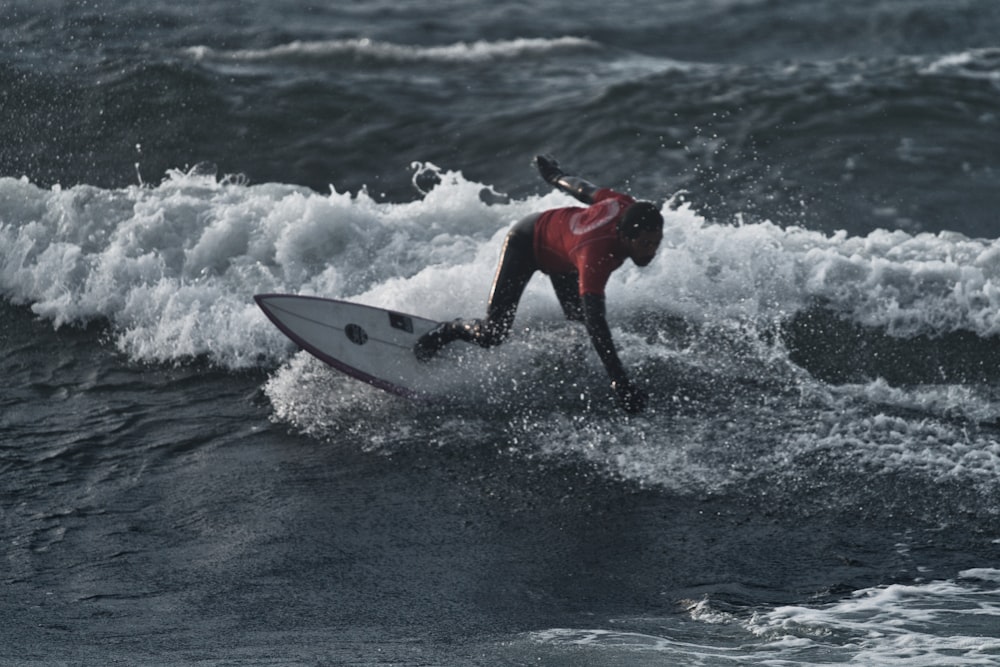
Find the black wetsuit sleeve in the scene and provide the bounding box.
[582,293,647,413]
[581,293,628,384]
[554,176,599,205]
[534,155,599,205]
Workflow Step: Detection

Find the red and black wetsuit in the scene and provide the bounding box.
[413,158,653,414]
[431,188,633,403]
[534,188,636,297]
[480,189,636,343]
[415,183,645,412]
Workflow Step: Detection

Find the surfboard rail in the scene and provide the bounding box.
[255,293,445,399]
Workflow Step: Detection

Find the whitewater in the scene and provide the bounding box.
[4,165,1000,485]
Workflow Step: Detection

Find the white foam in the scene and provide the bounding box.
[0,166,547,368]
[4,165,1000,490]
[922,47,1000,81]
[524,572,1000,665]
[0,169,993,352]
[185,36,600,64]
[743,574,1000,665]
[649,211,1000,338]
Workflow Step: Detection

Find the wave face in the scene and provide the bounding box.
[4,166,1000,362]
[4,166,1000,493]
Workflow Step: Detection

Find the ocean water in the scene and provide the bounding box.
[3,0,1000,664]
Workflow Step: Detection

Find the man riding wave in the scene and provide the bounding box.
[414,155,664,414]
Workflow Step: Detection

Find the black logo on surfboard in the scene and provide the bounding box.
[389,312,414,333]
[345,323,368,345]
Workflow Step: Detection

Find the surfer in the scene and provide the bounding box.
[414,155,663,414]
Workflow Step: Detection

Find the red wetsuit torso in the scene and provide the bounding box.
[533,188,635,296]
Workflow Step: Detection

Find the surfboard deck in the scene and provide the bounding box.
[255,293,454,399]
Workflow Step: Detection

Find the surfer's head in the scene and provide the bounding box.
[619,201,663,267]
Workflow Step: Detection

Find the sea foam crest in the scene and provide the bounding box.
[742,574,1000,664]
[0,166,544,367]
[642,211,1000,338]
[2,165,1000,373]
[6,167,1000,493]
[185,36,600,64]
[529,571,1000,664]
[922,47,1000,80]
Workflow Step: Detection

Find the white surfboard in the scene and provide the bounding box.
[255,293,457,399]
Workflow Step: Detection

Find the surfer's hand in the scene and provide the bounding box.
[534,154,563,185]
[612,378,647,414]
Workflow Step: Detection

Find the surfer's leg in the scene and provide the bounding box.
[414,214,539,360]
[478,213,539,345]
[550,272,584,322]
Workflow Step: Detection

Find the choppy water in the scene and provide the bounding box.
[3,1,1000,664]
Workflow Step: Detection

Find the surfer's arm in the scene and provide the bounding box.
[534,154,599,205]
[581,293,647,414]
